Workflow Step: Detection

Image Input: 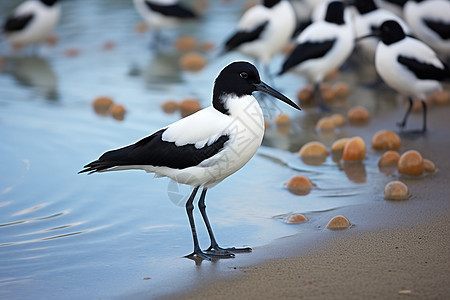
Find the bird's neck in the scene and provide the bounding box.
[213,92,231,115]
[40,0,59,6]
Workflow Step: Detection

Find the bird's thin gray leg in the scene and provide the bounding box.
[421,100,427,133]
[185,187,234,260]
[185,186,211,260]
[199,188,251,254]
[397,97,413,130]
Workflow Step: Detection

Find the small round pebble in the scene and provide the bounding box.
[378,150,400,166]
[316,117,335,131]
[320,83,335,102]
[329,113,346,126]
[64,48,81,57]
[109,104,126,121]
[102,41,116,51]
[398,150,424,176]
[298,141,329,157]
[200,40,215,52]
[45,34,59,46]
[286,213,308,224]
[432,90,450,105]
[161,101,179,114]
[92,96,114,114]
[384,181,409,200]
[372,130,401,150]
[297,85,313,103]
[179,99,201,118]
[423,159,435,173]
[347,106,370,123]
[342,136,366,162]
[333,82,350,98]
[331,138,349,153]
[175,36,197,52]
[179,52,207,72]
[326,215,351,230]
[286,175,313,196]
[275,114,290,126]
[135,22,148,33]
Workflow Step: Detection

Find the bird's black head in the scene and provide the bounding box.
[378,20,406,45]
[263,0,282,8]
[325,1,345,25]
[41,0,60,6]
[352,0,378,14]
[213,61,300,115]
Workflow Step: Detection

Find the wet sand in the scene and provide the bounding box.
[167,100,450,299]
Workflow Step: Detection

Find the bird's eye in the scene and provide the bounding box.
[240,72,248,79]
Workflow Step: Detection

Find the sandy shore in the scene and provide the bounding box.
[166,101,450,299]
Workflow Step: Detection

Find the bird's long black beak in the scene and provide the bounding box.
[355,33,377,42]
[355,26,381,42]
[254,81,301,110]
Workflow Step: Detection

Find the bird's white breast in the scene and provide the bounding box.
[148,96,265,188]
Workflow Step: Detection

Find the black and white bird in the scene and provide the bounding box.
[375,0,408,16]
[2,0,61,49]
[133,0,197,46]
[367,20,450,133]
[352,0,410,60]
[79,61,301,260]
[403,0,450,60]
[221,0,296,79]
[277,1,354,110]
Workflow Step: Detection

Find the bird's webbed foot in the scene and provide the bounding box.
[206,244,252,254]
[185,249,235,261]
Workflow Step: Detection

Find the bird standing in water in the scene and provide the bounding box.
[277,1,354,111]
[2,0,61,50]
[133,0,197,48]
[221,0,296,81]
[79,61,301,260]
[363,20,450,133]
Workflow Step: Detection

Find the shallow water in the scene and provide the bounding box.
[0,1,411,299]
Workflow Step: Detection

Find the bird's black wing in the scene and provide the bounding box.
[3,13,34,33]
[278,39,335,75]
[144,0,196,18]
[398,55,450,81]
[424,19,450,40]
[224,21,268,52]
[385,0,408,7]
[79,129,230,174]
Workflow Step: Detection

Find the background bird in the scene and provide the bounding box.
[2,0,61,50]
[369,20,450,133]
[79,61,301,261]
[277,0,354,111]
[352,0,410,60]
[133,0,197,47]
[221,0,296,81]
[375,0,407,16]
[403,0,450,61]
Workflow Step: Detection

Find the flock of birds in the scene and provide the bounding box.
[2,0,450,260]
